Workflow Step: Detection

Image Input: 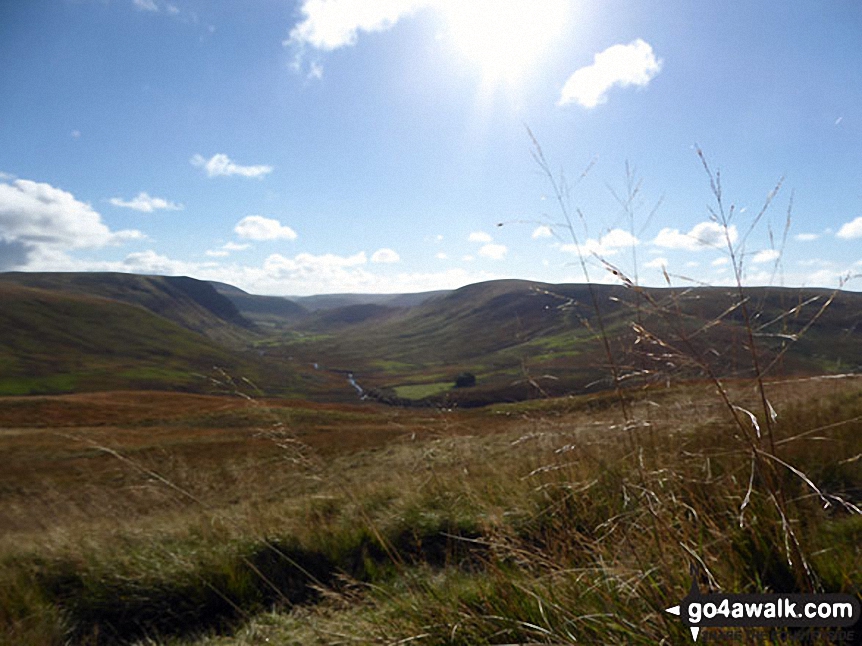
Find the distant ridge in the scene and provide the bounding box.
[207,280,248,295]
[289,289,450,312]
[276,279,862,406]
[208,281,308,326]
[2,273,860,403]
[302,303,402,330]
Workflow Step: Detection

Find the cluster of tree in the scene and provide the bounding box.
[454,372,476,388]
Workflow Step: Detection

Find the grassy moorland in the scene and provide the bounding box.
[0,374,860,644]
[1,195,861,643]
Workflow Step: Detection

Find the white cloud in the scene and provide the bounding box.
[836,216,862,239]
[711,257,729,267]
[286,0,429,51]
[645,257,667,269]
[109,191,183,213]
[590,228,638,254]
[113,230,148,242]
[234,215,298,241]
[558,39,662,108]
[286,0,568,83]
[307,61,324,80]
[462,254,474,262]
[0,178,143,269]
[0,179,115,248]
[371,248,400,263]
[801,268,854,287]
[191,153,273,178]
[435,252,448,260]
[206,241,251,257]
[653,221,738,251]
[468,231,492,243]
[133,0,159,11]
[253,252,499,294]
[18,246,506,295]
[532,225,552,239]
[21,248,179,275]
[132,0,188,19]
[478,243,507,260]
[123,250,192,274]
[752,249,780,264]
[794,233,819,242]
[560,228,639,257]
[261,251,371,290]
[123,249,177,274]
[798,259,829,267]
[265,251,366,271]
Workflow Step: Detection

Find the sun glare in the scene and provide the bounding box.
[440,0,568,88]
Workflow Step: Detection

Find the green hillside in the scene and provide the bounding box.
[0,283,289,396]
[0,272,253,346]
[277,280,862,405]
[1,273,859,404]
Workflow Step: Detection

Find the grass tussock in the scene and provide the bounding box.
[1,376,860,644]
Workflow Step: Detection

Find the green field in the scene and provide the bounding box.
[392,381,453,399]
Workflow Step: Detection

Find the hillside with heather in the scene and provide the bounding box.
[3,272,861,405]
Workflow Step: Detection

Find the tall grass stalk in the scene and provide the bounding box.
[524,134,860,608]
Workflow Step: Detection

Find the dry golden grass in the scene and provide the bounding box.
[1,374,860,644]
[0,391,476,533]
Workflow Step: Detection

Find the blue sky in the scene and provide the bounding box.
[1,0,861,295]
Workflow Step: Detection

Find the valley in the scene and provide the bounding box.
[3,271,860,407]
[1,271,860,644]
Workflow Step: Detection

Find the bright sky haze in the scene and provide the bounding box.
[1,0,861,295]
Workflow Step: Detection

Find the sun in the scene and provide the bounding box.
[439,0,568,88]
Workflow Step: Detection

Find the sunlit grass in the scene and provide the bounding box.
[393,382,452,400]
[0,376,860,644]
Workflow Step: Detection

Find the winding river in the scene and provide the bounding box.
[311,362,366,399]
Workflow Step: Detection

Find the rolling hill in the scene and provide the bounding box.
[0,272,326,396]
[275,279,862,405]
[1,272,860,404]
[0,282,263,395]
[0,272,253,345]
